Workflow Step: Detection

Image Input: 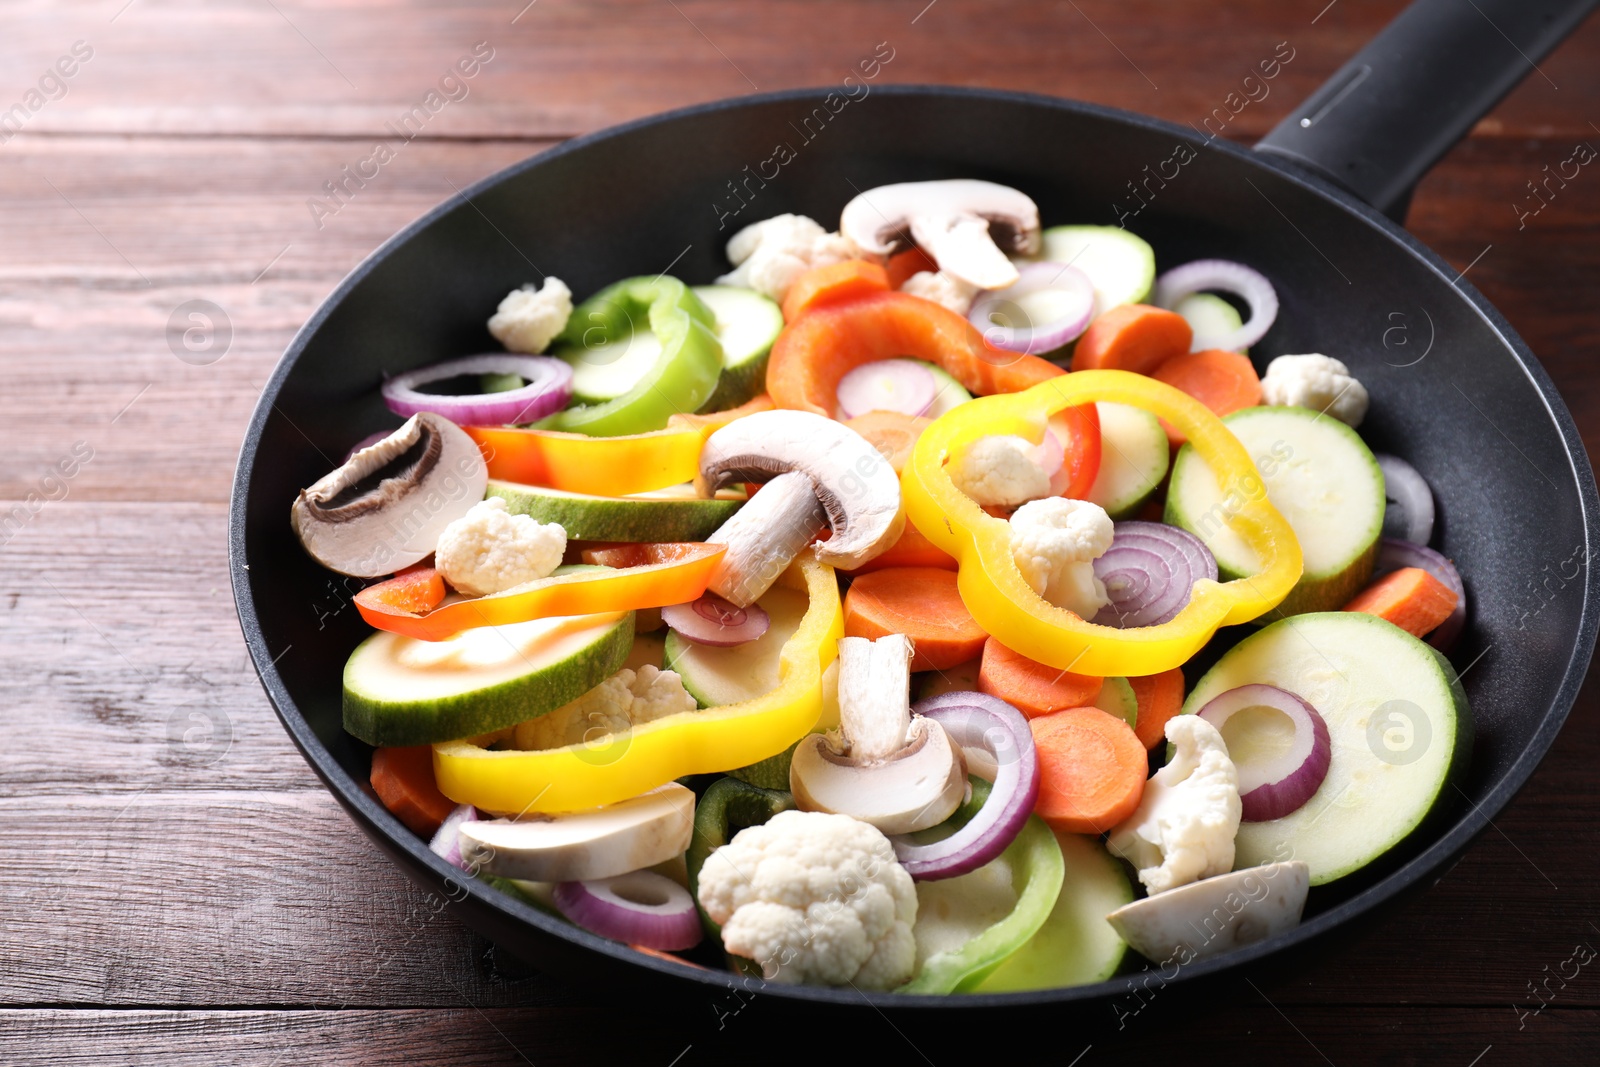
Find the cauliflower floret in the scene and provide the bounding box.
[513,664,696,750]
[434,497,565,597]
[488,276,573,355]
[695,810,918,990]
[1260,353,1369,427]
[719,214,860,303]
[900,270,980,314]
[951,435,1053,507]
[1108,715,1242,894]
[1008,496,1115,618]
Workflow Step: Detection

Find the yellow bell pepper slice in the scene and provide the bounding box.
[903,370,1302,677]
[432,551,844,814]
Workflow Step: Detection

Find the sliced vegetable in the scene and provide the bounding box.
[1093,676,1138,729]
[1030,706,1147,835]
[485,479,744,544]
[1047,402,1104,502]
[1129,668,1185,750]
[693,285,784,413]
[1070,304,1193,374]
[464,423,706,496]
[355,543,724,642]
[921,360,976,416]
[662,592,770,647]
[685,776,796,935]
[1037,225,1157,313]
[1344,566,1459,639]
[382,354,573,425]
[667,584,808,707]
[1371,538,1467,651]
[356,566,446,618]
[976,636,1104,719]
[553,871,703,951]
[966,262,1096,354]
[839,179,1041,289]
[780,260,890,321]
[1150,349,1262,447]
[843,567,988,671]
[1375,453,1436,546]
[1153,259,1279,353]
[1084,402,1170,519]
[1106,861,1309,964]
[897,693,1042,879]
[844,410,931,474]
[428,802,480,870]
[344,610,633,747]
[845,519,958,575]
[700,471,828,608]
[370,745,459,836]
[1173,292,1246,352]
[885,246,939,288]
[458,783,695,880]
[544,276,722,436]
[1196,684,1331,822]
[836,358,938,419]
[1091,521,1219,629]
[916,658,982,703]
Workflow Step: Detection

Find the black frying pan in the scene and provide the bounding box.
[230,0,1600,1020]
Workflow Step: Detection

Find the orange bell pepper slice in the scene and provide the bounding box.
[355,542,725,641]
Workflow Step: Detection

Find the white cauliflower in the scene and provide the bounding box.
[1008,496,1115,618]
[1260,353,1369,427]
[488,276,573,354]
[695,810,918,990]
[513,664,697,750]
[434,496,566,597]
[900,270,980,314]
[951,435,1053,507]
[1108,715,1242,895]
[719,214,860,303]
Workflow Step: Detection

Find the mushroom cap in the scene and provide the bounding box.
[290,412,488,577]
[839,179,1042,289]
[789,717,968,836]
[1105,861,1310,963]
[696,409,903,571]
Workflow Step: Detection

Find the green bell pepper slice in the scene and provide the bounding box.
[686,776,796,937]
[546,276,723,436]
[899,779,1066,994]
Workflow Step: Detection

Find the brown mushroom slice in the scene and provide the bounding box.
[839,179,1042,290]
[697,409,904,581]
[1106,861,1310,964]
[289,412,488,577]
[790,635,966,835]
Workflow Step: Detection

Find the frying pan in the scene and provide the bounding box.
[231,0,1600,1019]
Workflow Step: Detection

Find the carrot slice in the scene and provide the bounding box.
[1029,707,1148,835]
[370,745,457,836]
[1343,566,1459,638]
[844,410,931,474]
[766,290,1063,416]
[843,566,987,670]
[977,636,1104,718]
[1150,349,1262,447]
[1071,304,1193,374]
[781,260,890,321]
[885,246,939,289]
[843,520,957,575]
[1128,667,1186,750]
[666,393,774,431]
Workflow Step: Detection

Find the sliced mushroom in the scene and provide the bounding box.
[290,412,488,577]
[1106,861,1310,964]
[700,471,828,607]
[839,179,1041,290]
[458,783,695,882]
[697,409,903,594]
[790,635,966,835]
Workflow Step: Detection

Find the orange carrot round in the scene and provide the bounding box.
[1029,707,1148,835]
[978,636,1104,718]
[843,566,987,670]
[844,519,957,575]
[370,745,458,836]
[766,291,1063,416]
[1071,304,1193,374]
[1150,349,1262,447]
[844,410,931,474]
[1128,667,1186,749]
[885,246,939,289]
[1343,567,1459,638]
[781,260,890,321]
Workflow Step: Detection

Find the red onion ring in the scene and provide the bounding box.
[1373,537,1467,652]
[836,358,937,419]
[1092,521,1219,628]
[383,354,573,426]
[894,692,1039,881]
[661,593,770,646]
[1375,453,1435,546]
[428,803,480,871]
[1196,684,1331,822]
[552,870,702,950]
[967,262,1096,355]
[1153,259,1279,352]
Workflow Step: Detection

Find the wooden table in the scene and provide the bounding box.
[3,1,1597,1062]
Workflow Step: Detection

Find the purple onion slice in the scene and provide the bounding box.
[1092,521,1219,628]
[893,692,1039,881]
[662,593,770,647]
[1197,684,1331,822]
[1153,259,1279,352]
[552,870,702,950]
[382,354,573,426]
[428,803,480,871]
[1375,453,1436,546]
[967,262,1096,355]
[1372,537,1467,652]
[836,358,937,419]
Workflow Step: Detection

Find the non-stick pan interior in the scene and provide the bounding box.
[234,87,1594,1007]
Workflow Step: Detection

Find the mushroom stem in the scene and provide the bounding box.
[837,634,913,763]
[704,471,827,608]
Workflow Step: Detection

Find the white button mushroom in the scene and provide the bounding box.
[839,179,1042,290]
[1105,861,1310,964]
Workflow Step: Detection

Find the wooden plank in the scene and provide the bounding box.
[2,1,1596,141]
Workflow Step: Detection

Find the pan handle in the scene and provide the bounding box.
[1254,0,1597,221]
